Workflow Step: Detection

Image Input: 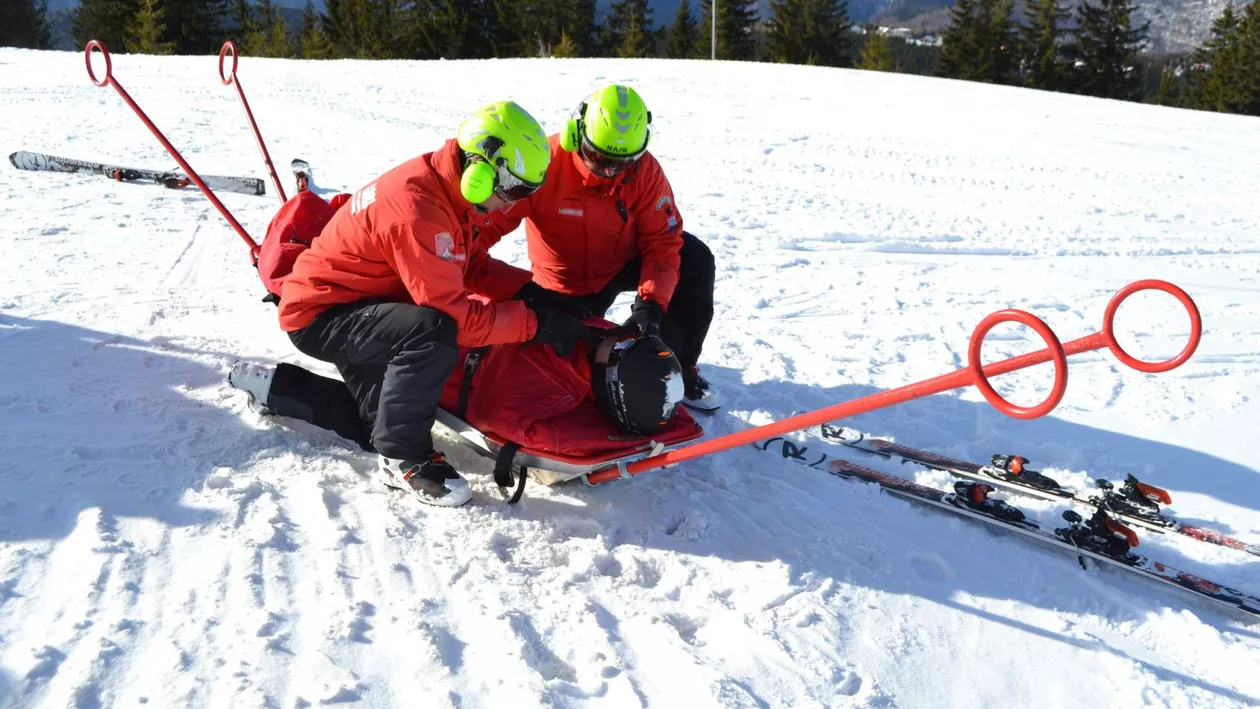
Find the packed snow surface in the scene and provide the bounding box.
[1,49,1259,708]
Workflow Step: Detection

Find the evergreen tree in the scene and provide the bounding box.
[468,0,513,57]
[602,0,655,58]
[1241,0,1260,114]
[327,0,398,58]
[496,0,580,56]
[229,0,253,40]
[412,0,465,58]
[1,0,53,48]
[1186,1,1260,114]
[127,0,175,53]
[1021,0,1069,90]
[409,0,504,59]
[1186,3,1241,110]
[1152,64,1183,105]
[857,27,897,71]
[241,0,294,57]
[299,0,333,57]
[766,0,806,63]
[765,0,852,67]
[937,0,978,79]
[264,1,291,56]
[1066,0,1148,99]
[698,0,758,60]
[982,0,1020,83]
[358,0,401,58]
[553,30,578,56]
[321,0,346,56]
[73,0,141,51]
[162,0,227,54]
[664,0,699,58]
[243,0,276,55]
[937,0,1018,83]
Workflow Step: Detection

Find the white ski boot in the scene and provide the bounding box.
[228,361,275,414]
[377,452,472,508]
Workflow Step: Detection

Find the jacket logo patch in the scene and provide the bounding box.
[558,207,584,218]
[435,232,461,263]
[655,195,672,211]
[351,183,377,215]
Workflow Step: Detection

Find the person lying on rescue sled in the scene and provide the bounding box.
[256,101,594,508]
[491,84,721,412]
[232,323,695,496]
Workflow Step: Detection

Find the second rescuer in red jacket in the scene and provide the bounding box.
[277,101,588,508]
[494,84,720,411]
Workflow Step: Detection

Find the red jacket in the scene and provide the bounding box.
[491,135,685,309]
[278,140,537,347]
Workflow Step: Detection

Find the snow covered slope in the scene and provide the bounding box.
[1,49,1259,708]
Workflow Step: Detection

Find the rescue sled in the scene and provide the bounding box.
[433,406,704,502]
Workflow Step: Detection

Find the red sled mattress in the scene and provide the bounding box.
[434,323,704,485]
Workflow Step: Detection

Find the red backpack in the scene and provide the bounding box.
[256,191,351,298]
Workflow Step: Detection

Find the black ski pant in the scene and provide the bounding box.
[265,361,373,452]
[286,301,458,461]
[576,231,715,369]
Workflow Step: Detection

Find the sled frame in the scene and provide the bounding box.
[433,408,702,487]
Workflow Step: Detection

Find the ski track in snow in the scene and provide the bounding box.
[2,49,1260,707]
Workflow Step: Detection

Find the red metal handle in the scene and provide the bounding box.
[85,40,111,87]
[218,41,239,86]
[84,40,259,255]
[968,309,1068,420]
[1102,279,1201,373]
[587,281,1202,485]
[218,41,286,204]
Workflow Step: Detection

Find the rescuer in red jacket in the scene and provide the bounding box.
[497,84,720,411]
[276,101,589,508]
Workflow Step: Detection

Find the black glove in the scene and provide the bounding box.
[514,281,593,320]
[530,307,592,358]
[624,296,664,336]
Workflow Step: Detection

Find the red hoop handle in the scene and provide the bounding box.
[1102,279,1202,373]
[968,309,1069,420]
[218,42,239,86]
[85,40,112,87]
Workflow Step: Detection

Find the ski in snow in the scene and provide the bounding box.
[752,434,1260,620]
[817,424,1260,558]
[8,151,266,196]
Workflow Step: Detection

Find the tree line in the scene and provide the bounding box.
[936,0,1260,114]
[2,0,1256,116]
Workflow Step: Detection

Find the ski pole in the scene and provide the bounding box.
[218,42,287,204]
[587,280,1201,485]
[85,41,261,261]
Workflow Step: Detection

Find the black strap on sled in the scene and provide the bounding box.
[457,347,488,419]
[454,347,525,503]
[494,441,526,504]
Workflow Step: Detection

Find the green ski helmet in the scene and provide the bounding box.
[560,84,653,166]
[456,101,550,204]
